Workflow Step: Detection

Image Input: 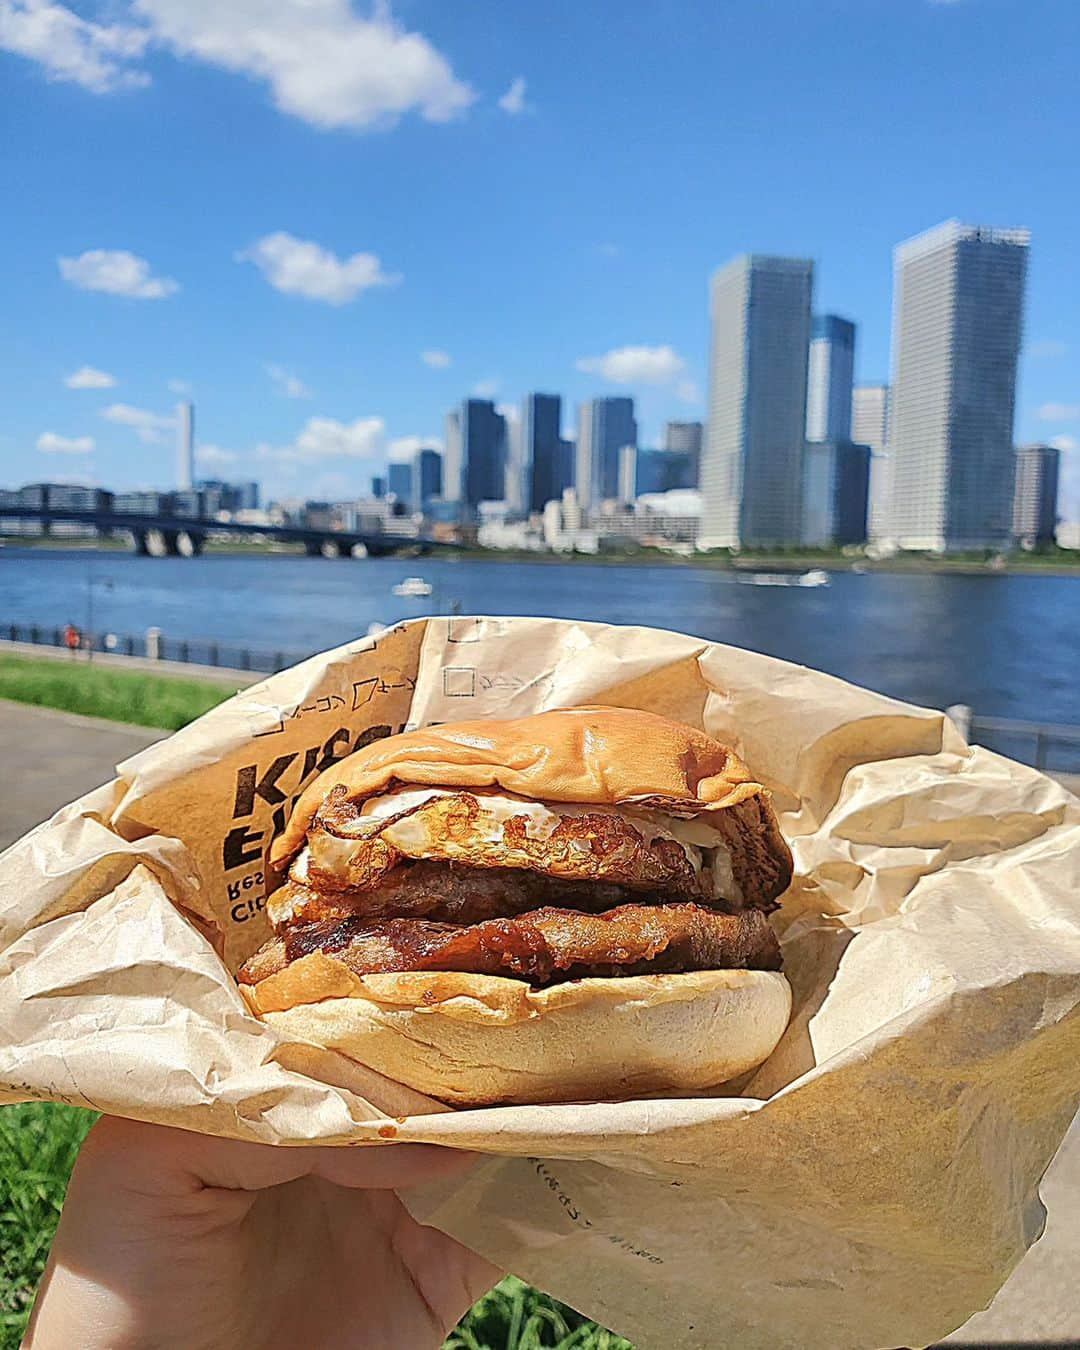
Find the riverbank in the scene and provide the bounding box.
[0,652,240,729]
[448,547,1080,576]
[6,534,1080,575]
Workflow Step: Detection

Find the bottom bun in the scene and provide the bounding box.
[247,953,792,1106]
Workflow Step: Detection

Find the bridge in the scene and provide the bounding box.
[0,506,451,558]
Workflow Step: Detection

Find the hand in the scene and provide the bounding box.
[25,1116,500,1350]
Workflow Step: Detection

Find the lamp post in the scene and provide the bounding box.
[84,565,114,662]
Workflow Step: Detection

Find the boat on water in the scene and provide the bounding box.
[736,568,830,589]
[392,576,434,598]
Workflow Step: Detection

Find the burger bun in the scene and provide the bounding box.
[245,954,792,1107]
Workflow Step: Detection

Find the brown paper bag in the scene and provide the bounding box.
[2,616,1078,1350]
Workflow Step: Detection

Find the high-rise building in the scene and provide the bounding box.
[196,479,260,514]
[852,384,890,540]
[701,254,813,548]
[618,445,637,504]
[663,421,703,486]
[558,438,575,497]
[1012,444,1060,546]
[523,393,567,512]
[852,384,889,452]
[889,220,1029,552]
[371,475,386,499]
[801,441,871,546]
[387,461,412,505]
[176,401,194,491]
[636,449,697,496]
[502,408,526,513]
[575,407,593,508]
[806,315,855,444]
[635,450,664,496]
[413,448,443,509]
[460,399,507,505]
[576,397,636,508]
[443,409,463,503]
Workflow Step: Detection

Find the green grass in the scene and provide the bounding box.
[0,655,235,731]
[0,1103,96,1346]
[0,1104,628,1350]
[449,1278,632,1349]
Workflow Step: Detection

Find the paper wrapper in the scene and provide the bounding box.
[2,616,1078,1349]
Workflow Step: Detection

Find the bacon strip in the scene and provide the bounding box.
[239,902,781,988]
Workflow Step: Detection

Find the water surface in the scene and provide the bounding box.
[2,550,1076,730]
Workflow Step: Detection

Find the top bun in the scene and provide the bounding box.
[271,707,791,900]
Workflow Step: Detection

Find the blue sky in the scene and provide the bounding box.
[2,0,1078,513]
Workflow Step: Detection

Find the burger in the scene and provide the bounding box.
[238,706,794,1107]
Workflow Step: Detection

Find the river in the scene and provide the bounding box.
[2,549,1077,732]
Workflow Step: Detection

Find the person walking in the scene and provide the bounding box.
[63,623,80,659]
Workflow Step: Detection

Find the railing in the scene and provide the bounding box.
[968,713,1080,776]
[2,621,310,676]
[3,621,1079,773]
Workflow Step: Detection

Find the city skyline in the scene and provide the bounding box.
[1,2,1078,522]
[2,214,1057,552]
[6,215,1066,539]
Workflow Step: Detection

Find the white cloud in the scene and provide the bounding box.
[1038,402,1080,421]
[2,2,474,134]
[576,344,686,386]
[265,363,312,399]
[256,415,385,463]
[37,430,94,454]
[497,76,528,115]
[131,0,474,131]
[1049,435,1078,453]
[64,364,116,389]
[0,0,149,93]
[472,378,500,399]
[58,248,179,299]
[100,402,175,443]
[420,349,452,369]
[195,443,237,466]
[167,377,192,394]
[596,242,621,259]
[1030,340,1067,359]
[237,232,399,306]
[676,379,701,405]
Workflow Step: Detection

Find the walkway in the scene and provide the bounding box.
[0,700,163,850]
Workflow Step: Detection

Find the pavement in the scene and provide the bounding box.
[0,699,163,850]
[0,699,1076,1346]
